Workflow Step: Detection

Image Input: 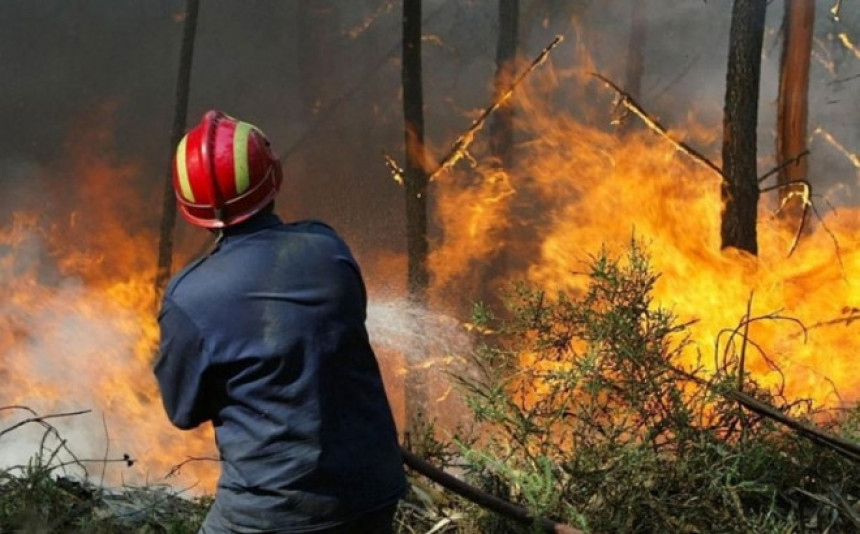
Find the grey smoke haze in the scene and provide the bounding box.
[0,0,859,488]
[0,1,857,266]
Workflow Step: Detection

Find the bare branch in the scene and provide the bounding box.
[828,72,860,85]
[590,73,723,178]
[165,455,221,479]
[674,365,860,463]
[737,292,754,392]
[385,36,564,185]
[757,150,810,183]
[760,178,843,263]
[0,409,91,440]
[837,32,860,60]
[809,199,846,273]
[813,128,860,169]
[830,0,843,21]
[383,152,405,185]
[428,35,563,182]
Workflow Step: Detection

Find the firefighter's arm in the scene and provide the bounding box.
[153,298,214,430]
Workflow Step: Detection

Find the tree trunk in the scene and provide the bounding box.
[402,0,429,303]
[620,0,646,134]
[720,0,767,255]
[296,1,338,124]
[776,0,814,223]
[155,0,199,302]
[490,0,519,168]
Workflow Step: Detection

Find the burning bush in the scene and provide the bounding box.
[430,240,860,533]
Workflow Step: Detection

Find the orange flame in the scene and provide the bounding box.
[430,64,859,409]
[0,105,217,492]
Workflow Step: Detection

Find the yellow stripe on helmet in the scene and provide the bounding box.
[175,134,195,202]
[233,122,257,195]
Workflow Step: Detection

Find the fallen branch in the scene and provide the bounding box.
[672,366,860,463]
[589,72,723,179]
[401,447,583,534]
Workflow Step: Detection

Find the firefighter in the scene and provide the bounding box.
[154,110,407,534]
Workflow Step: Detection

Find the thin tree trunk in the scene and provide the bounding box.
[620,0,646,134]
[721,0,767,255]
[480,0,520,310]
[490,0,519,168]
[776,0,814,223]
[155,0,199,301]
[296,1,337,124]
[403,0,429,303]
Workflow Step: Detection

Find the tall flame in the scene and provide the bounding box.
[0,105,217,491]
[431,65,859,408]
[1,45,857,500]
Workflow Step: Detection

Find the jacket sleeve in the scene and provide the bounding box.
[153,297,213,430]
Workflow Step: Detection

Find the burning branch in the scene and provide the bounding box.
[760,179,812,254]
[814,128,860,170]
[385,35,564,185]
[757,148,845,263]
[758,178,845,267]
[830,0,843,21]
[346,0,396,39]
[667,359,860,463]
[589,73,723,179]
[837,32,860,60]
[597,72,843,261]
[700,298,860,462]
[806,306,860,331]
[715,305,807,399]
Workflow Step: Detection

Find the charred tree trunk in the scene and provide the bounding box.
[480,0,520,309]
[776,0,814,223]
[720,0,767,255]
[490,0,519,168]
[403,0,429,303]
[155,0,199,301]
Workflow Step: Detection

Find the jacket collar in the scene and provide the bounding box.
[221,212,283,237]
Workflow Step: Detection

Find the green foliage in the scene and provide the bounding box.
[448,240,860,533]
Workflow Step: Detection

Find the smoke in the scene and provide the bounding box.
[0,225,150,484]
[0,0,859,489]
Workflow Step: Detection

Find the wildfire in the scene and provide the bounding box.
[0,108,217,492]
[430,64,860,409]
[1,39,857,502]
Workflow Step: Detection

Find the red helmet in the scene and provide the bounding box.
[172,110,283,228]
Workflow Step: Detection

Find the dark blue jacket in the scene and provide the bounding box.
[154,213,406,532]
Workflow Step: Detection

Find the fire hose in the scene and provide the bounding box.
[398,367,860,534]
[400,446,583,534]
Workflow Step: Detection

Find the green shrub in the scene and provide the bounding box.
[450,240,860,533]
